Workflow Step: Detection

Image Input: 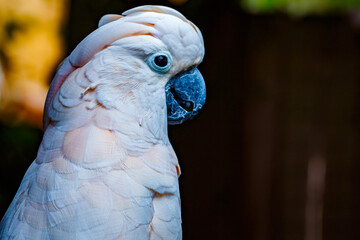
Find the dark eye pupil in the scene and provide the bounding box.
[154,55,168,67]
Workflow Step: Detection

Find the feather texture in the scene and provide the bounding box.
[0,5,204,239]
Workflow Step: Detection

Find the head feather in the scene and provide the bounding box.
[44,5,204,130]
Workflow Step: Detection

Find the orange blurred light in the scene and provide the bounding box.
[0,0,68,128]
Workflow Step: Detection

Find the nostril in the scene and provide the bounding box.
[178,100,194,112]
[169,87,194,112]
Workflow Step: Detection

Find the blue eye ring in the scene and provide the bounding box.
[147,51,172,73]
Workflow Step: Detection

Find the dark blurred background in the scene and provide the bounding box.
[1,0,360,239]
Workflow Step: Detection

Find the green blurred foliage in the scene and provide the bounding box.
[241,0,360,16]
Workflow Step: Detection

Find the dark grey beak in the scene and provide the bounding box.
[165,67,206,125]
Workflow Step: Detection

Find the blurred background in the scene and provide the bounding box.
[0,0,360,239]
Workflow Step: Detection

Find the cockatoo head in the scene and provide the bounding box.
[44,5,205,130]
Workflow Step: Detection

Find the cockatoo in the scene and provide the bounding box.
[0,5,205,240]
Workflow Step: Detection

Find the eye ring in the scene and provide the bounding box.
[147,51,172,73]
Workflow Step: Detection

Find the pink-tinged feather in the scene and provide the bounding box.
[103,169,152,198]
[35,147,63,164]
[141,145,178,175]
[36,164,57,190]
[22,202,48,230]
[51,158,78,174]
[63,127,90,164]
[79,183,112,209]
[150,215,181,240]
[41,125,65,150]
[152,194,181,222]
[43,58,76,130]
[63,125,125,168]
[123,157,179,194]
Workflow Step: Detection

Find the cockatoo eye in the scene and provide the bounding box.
[154,55,168,67]
[147,51,172,73]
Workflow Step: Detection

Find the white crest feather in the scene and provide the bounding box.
[98,14,123,28]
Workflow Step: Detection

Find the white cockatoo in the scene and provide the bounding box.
[0,5,205,240]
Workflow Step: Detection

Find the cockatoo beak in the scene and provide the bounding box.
[166,67,206,125]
